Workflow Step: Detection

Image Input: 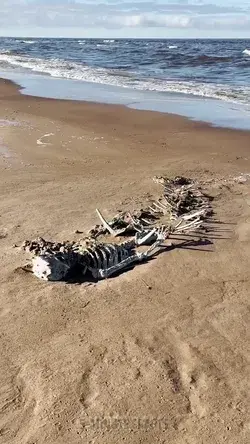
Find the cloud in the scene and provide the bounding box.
[0,0,249,32]
[110,12,250,30]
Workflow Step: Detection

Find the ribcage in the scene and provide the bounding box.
[80,242,135,276]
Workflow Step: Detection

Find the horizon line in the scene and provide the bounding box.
[1,36,250,40]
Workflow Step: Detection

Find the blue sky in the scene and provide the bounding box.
[0,0,250,38]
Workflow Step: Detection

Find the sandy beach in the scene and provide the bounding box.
[0,77,250,444]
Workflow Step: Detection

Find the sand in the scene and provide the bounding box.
[0,78,249,444]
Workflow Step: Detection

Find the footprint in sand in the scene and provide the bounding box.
[79,368,100,409]
[78,346,107,410]
[169,329,209,418]
[136,329,209,419]
[0,363,37,443]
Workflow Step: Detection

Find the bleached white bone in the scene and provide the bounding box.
[174,218,202,232]
[148,206,159,214]
[118,245,129,262]
[182,209,207,221]
[106,244,119,267]
[96,209,117,236]
[155,200,169,212]
[142,237,169,258]
[162,197,172,207]
[140,218,152,225]
[93,247,103,269]
[32,254,70,281]
[98,254,141,279]
[127,212,138,225]
[135,228,157,246]
[96,209,128,236]
[109,245,119,267]
[172,219,184,230]
[152,202,165,212]
[100,246,108,269]
[86,247,98,269]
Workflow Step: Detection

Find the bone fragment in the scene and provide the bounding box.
[32,254,70,281]
[98,254,141,279]
[96,209,117,236]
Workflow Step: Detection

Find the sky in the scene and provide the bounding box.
[0,0,250,38]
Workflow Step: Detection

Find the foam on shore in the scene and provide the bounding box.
[1,71,250,131]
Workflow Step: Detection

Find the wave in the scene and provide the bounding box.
[0,49,13,55]
[0,52,249,106]
[168,45,178,49]
[103,39,115,43]
[243,49,250,56]
[152,51,233,66]
[17,40,35,44]
[0,49,23,55]
[196,55,232,63]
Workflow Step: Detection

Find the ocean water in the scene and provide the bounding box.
[0,38,249,107]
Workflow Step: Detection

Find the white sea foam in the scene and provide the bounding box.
[243,49,250,56]
[0,52,249,107]
[168,45,178,49]
[19,40,35,44]
[103,39,115,43]
[1,49,12,55]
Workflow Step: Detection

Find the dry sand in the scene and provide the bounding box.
[0,78,249,444]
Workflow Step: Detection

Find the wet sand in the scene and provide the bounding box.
[0,78,250,444]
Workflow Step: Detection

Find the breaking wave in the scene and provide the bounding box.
[17,40,35,44]
[0,51,249,106]
[243,49,250,56]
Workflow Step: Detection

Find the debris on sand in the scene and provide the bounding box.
[22,176,213,282]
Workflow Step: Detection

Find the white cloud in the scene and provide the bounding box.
[0,0,249,35]
[108,12,250,29]
[112,14,192,28]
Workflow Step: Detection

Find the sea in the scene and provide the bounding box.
[0,38,250,129]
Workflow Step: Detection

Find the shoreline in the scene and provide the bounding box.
[1,71,250,131]
[0,75,250,444]
[1,76,250,136]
